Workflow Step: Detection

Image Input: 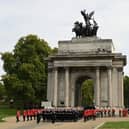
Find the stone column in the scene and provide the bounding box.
[96,67,100,106]
[47,69,51,101]
[53,67,58,107]
[108,67,112,107]
[69,73,75,107]
[71,79,75,107]
[65,67,69,107]
[121,72,124,107]
[112,68,118,107]
[118,68,124,107]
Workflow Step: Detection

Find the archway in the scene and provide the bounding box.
[75,76,94,107]
[47,37,126,108]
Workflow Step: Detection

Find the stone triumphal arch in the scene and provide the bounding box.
[47,37,126,108]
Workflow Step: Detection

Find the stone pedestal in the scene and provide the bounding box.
[58,37,114,54]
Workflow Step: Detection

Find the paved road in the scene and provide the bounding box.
[1,116,129,129]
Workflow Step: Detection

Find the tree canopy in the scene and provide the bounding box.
[1,34,52,106]
[124,75,129,107]
[0,82,6,99]
[81,79,94,106]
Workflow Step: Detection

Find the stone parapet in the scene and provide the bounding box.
[58,37,115,54]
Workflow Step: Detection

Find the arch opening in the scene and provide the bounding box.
[75,76,94,107]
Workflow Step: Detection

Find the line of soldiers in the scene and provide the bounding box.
[95,108,116,118]
[16,108,84,123]
[37,108,83,123]
[16,107,128,123]
[83,107,128,122]
[93,108,128,118]
[16,108,42,122]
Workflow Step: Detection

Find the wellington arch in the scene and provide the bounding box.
[47,37,126,108]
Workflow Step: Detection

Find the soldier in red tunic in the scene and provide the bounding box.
[112,108,115,117]
[83,109,89,122]
[23,110,27,121]
[119,108,122,117]
[16,109,21,122]
[104,108,107,117]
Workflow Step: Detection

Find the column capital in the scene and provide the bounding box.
[118,67,123,72]
[53,67,58,72]
[48,68,53,72]
[96,67,100,70]
[53,66,58,69]
[107,66,112,70]
[64,67,69,70]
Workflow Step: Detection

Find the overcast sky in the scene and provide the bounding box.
[0,0,129,76]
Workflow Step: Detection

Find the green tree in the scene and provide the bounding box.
[81,79,94,106]
[124,75,129,107]
[1,34,52,106]
[0,82,6,99]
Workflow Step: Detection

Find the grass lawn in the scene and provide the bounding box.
[99,121,129,129]
[0,107,16,122]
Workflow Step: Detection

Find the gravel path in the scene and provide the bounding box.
[1,116,129,129]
